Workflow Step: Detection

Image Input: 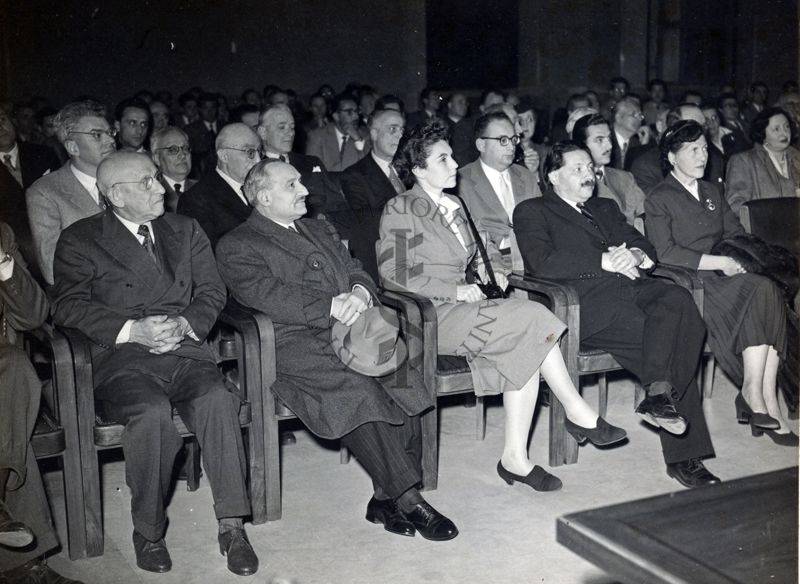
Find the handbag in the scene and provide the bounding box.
[455,195,509,299]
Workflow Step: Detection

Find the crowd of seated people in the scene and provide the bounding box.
[0,74,798,581]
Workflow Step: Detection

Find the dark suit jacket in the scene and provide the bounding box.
[160,177,197,213]
[184,120,217,178]
[177,170,250,250]
[49,210,224,388]
[216,211,430,438]
[610,130,647,170]
[0,142,59,282]
[285,152,348,218]
[513,191,657,338]
[450,116,479,168]
[339,153,398,280]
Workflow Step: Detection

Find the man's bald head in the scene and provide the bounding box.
[97,151,165,223]
[243,159,308,223]
[216,123,262,183]
[97,151,154,194]
[216,122,259,152]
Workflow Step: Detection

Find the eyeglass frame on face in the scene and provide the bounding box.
[622,111,645,120]
[68,128,118,141]
[480,135,521,147]
[155,144,192,156]
[219,146,261,160]
[337,107,358,115]
[110,170,163,191]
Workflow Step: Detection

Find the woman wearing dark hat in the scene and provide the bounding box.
[645,120,793,445]
[378,121,627,492]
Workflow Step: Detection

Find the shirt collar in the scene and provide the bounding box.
[0,142,19,166]
[421,187,461,216]
[163,174,184,191]
[114,212,154,242]
[70,163,99,202]
[479,159,509,183]
[670,171,700,200]
[614,130,629,149]
[371,151,393,175]
[554,190,583,213]
[215,167,249,206]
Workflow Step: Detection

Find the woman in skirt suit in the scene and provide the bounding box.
[378,121,627,490]
[645,120,793,445]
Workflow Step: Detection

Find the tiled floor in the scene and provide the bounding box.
[43,372,797,584]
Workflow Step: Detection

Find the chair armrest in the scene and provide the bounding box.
[652,264,704,315]
[218,300,278,398]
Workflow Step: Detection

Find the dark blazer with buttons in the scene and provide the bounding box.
[49,209,224,388]
[513,190,656,338]
[177,169,250,250]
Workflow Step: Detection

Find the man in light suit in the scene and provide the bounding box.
[339,109,406,280]
[151,126,196,212]
[610,96,652,171]
[514,142,719,489]
[0,105,59,282]
[177,123,260,249]
[457,111,541,272]
[26,100,117,285]
[49,152,258,576]
[305,93,369,172]
[571,113,646,231]
[216,159,458,542]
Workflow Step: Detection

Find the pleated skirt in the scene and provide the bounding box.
[701,272,787,387]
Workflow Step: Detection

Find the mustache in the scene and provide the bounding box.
[581,180,596,188]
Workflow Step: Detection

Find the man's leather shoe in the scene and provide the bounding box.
[404,501,458,541]
[636,394,688,435]
[0,501,35,548]
[0,558,84,583]
[667,459,721,488]
[132,531,172,573]
[365,497,415,537]
[218,527,259,576]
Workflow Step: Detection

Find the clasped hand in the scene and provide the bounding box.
[331,291,368,327]
[601,243,641,280]
[129,315,190,354]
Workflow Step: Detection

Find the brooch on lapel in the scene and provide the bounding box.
[704,198,716,211]
[312,166,322,173]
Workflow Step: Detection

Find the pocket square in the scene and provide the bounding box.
[312,166,321,173]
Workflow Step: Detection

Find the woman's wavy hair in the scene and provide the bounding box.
[392,120,451,189]
[658,120,705,176]
[749,106,796,145]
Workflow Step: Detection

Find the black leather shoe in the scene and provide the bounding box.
[0,558,84,583]
[404,502,458,541]
[0,501,35,548]
[636,394,688,435]
[735,393,780,430]
[219,527,259,576]
[365,497,415,537]
[496,461,562,491]
[666,459,721,488]
[564,416,627,446]
[132,531,171,573]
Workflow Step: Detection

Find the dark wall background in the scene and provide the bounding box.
[1,0,797,110]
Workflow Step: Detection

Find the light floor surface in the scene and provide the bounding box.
[42,372,798,584]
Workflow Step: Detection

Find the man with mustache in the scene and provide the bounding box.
[513,142,720,489]
[26,100,117,284]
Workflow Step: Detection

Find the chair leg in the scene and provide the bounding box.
[339,446,350,464]
[598,373,608,419]
[702,355,716,398]
[264,398,282,521]
[549,395,579,467]
[475,396,486,440]
[184,439,201,492]
[419,406,438,492]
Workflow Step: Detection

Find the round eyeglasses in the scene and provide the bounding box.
[220,146,261,160]
[69,128,118,141]
[110,171,163,191]
[480,135,520,147]
[155,145,192,156]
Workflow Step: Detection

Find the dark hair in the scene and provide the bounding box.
[609,76,630,91]
[375,94,405,113]
[114,97,150,122]
[479,88,505,107]
[473,111,512,141]
[659,120,705,175]
[664,103,700,127]
[178,92,196,108]
[198,92,218,107]
[571,113,609,149]
[36,106,58,126]
[392,120,450,188]
[717,92,739,108]
[749,106,794,144]
[542,141,590,188]
[647,79,666,92]
[228,103,260,123]
[332,93,358,113]
[515,96,537,116]
[679,90,703,104]
[566,93,589,112]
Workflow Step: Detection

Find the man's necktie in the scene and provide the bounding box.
[174,182,182,195]
[340,135,348,161]
[576,202,601,231]
[497,171,514,218]
[388,165,405,194]
[279,154,288,163]
[2,155,22,187]
[138,224,158,264]
[620,142,629,168]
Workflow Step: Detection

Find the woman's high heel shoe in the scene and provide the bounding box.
[752,426,799,446]
[496,461,562,492]
[564,417,627,446]
[735,394,780,430]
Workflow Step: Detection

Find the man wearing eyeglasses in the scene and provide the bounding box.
[50,151,259,576]
[305,93,369,172]
[151,126,195,212]
[26,99,117,284]
[177,123,260,249]
[610,96,652,171]
[457,111,541,272]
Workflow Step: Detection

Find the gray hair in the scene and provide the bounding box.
[150,126,188,152]
[55,100,107,143]
[258,104,293,128]
[242,158,283,205]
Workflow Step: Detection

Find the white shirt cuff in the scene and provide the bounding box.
[0,258,15,281]
[632,248,655,270]
[116,319,135,345]
[351,284,373,307]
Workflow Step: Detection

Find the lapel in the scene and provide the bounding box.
[507,164,529,206]
[59,164,105,213]
[469,162,509,220]
[99,210,165,286]
[754,144,786,187]
[409,185,475,258]
[544,190,605,241]
[363,154,395,200]
[211,171,251,218]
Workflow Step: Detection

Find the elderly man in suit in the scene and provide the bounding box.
[610,96,653,170]
[49,152,258,576]
[339,109,406,280]
[177,123,261,249]
[26,100,117,285]
[257,104,345,218]
[216,159,458,542]
[571,113,646,231]
[0,223,82,583]
[0,106,59,282]
[457,111,541,272]
[305,93,369,172]
[513,142,720,489]
[151,126,196,212]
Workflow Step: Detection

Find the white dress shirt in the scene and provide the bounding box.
[70,163,101,205]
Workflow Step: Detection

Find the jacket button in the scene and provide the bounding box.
[311,260,321,268]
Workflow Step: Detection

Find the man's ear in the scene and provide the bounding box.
[114,120,121,131]
[475,137,486,154]
[63,138,79,158]
[105,186,123,208]
[547,170,560,188]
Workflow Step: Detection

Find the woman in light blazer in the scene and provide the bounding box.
[378,122,626,491]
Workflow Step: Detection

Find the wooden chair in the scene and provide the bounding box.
[218,292,435,520]
[50,324,267,560]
